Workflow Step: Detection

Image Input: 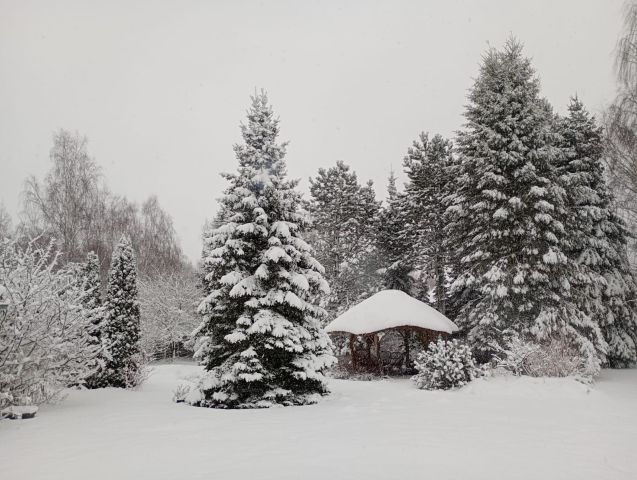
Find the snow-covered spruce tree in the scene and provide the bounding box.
[402,133,454,312]
[0,239,99,408]
[556,97,637,367]
[80,252,103,344]
[308,161,381,318]
[377,171,414,293]
[376,172,419,371]
[100,235,142,388]
[446,39,605,372]
[192,92,335,408]
[78,251,105,388]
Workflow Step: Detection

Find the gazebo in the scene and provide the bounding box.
[325,289,459,372]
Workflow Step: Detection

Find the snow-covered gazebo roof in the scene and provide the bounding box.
[325,289,459,336]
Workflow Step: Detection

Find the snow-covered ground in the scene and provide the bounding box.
[1,363,636,480]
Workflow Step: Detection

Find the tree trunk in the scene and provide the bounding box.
[434,252,446,315]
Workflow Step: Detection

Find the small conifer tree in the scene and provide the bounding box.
[101,236,141,387]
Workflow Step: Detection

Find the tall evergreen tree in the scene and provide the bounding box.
[192,92,335,408]
[79,251,104,388]
[376,171,420,370]
[557,97,637,367]
[446,39,605,371]
[377,170,413,293]
[80,251,103,343]
[402,133,454,312]
[308,161,381,317]
[101,235,141,387]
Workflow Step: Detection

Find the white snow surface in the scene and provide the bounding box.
[2,363,637,479]
[325,289,459,335]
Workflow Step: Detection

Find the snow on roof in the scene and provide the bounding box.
[324,289,459,335]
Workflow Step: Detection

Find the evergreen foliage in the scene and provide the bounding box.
[308,161,382,317]
[79,251,105,388]
[402,133,454,311]
[191,92,335,408]
[80,251,103,344]
[412,338,485,390]
[446,39,605,372]
[377,171,413,293]
[100,235,142,388]
[557,98,637,367]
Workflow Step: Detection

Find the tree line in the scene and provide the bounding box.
[3,21,637,411]
[184,36,637,408]
[0,129,200,372]
[306,39,637,373]
[16,129,187,278]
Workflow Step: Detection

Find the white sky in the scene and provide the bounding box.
[0,0,624,261]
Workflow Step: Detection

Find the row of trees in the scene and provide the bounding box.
[306,39,637,373]
[606,1,637,243]
[18,129,185,278]
[3,14,637,412]
[0,236,142,408]
[0,130,199,364]
[188,32,637,407]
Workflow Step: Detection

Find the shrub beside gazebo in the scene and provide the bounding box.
[325,290,459,373]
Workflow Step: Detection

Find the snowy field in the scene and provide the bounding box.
[1,364,637,480]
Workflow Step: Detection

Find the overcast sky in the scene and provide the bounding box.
[0,0,624,261]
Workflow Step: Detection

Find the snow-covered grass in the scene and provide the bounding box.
[1,363,637,480]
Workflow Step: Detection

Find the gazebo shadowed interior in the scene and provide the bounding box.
[325,290,459,373]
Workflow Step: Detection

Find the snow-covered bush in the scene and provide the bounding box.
[412,338,485,390]
[172,383,190,403]
[490,332,541,376]
[122,352,150,388]
[493,331,596,380]
[0,239,100,408]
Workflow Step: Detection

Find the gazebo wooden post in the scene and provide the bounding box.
[373,333,382,374]
[349,334,356,369]
[324,291,459,376]
[365,335,372,362]
[402,327,411,371]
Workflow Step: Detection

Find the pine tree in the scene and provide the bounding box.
[557,97,637,367]
[192,92,335,408]
[101,235,141,387]
[308,161,381,317]
[446,39,605,372]
[402,133,454,312]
